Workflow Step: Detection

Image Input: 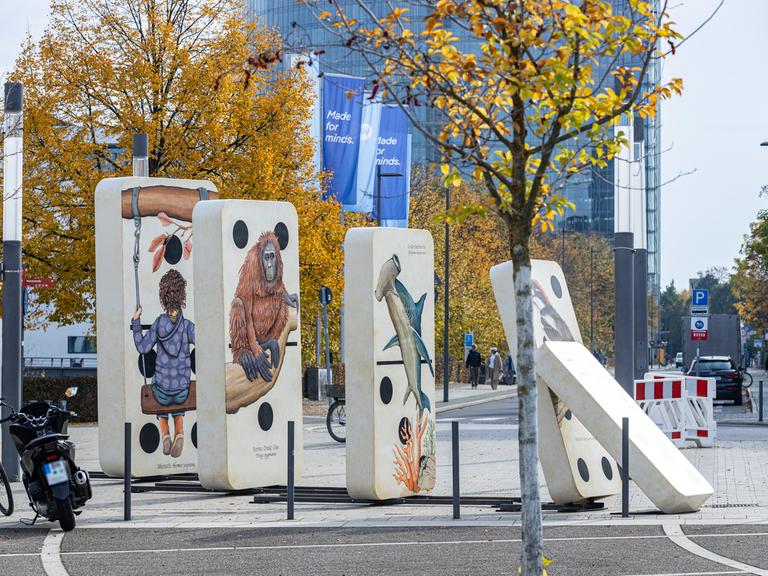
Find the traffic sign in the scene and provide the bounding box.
[23,277,55,289]
[691,289,709,315]
[464,332,474,347]
[692,289,709,307]
[318,286,332,305]
[691,316,708,341]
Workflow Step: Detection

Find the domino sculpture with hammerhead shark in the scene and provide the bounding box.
[375,254,436,493]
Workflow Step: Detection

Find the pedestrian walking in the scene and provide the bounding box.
[465,344,482,388]
[488,347,502,390]
[503,353,516,386]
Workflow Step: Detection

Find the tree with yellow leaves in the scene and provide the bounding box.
[410,172,507,377]
[298,1,682,572]
[3,0,344,363]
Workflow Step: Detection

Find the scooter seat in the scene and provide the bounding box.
[24,433,69,450]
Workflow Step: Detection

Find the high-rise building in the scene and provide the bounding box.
[248,0,662,295]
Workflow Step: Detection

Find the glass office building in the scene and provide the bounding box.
[248,0,662,295]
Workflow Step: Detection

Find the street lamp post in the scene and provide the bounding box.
[590,246,595,353]
[1,82,24,481]
[561,219,566,271]
[444,186,450,403]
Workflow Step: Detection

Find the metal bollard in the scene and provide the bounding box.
[287,420,295,520]
[452,421,460,519]
[124,422,131,521]
[760,381,764,423]
[621,417,629,518]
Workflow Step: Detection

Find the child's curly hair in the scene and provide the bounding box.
[159,269,187,312]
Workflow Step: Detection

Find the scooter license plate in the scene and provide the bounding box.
[43,460,69,486]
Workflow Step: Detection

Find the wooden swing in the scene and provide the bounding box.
[125,185,217,416]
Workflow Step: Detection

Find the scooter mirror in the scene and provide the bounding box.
[65,387,79,398]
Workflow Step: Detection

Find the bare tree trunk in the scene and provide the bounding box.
[512,241,543,575]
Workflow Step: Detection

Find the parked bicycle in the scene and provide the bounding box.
[0,442,12,517]
[326,396,346,443]
[742,370,754,388]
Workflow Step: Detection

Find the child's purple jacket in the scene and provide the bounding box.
[132,313,195,394]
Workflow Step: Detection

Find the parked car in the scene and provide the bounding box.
[687,355,743,405]
[675,352,684,368]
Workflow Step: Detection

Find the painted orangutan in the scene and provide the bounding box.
[230,231,299,382]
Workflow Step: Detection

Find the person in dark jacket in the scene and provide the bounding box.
[132,269,195,458]
[503,354,516,385]
[466,344,482,388]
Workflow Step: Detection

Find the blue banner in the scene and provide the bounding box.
[372,106,410,224]
[347,94,382,212]
[322,74,364,203]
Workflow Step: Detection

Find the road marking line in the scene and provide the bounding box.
[0,529,766,560]
[37,533,768,556]
[41,529,69,576]
[663,523,768,576]
[622,572,744,576]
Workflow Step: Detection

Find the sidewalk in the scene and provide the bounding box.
[435,382,517,413]
[3,405,768,531]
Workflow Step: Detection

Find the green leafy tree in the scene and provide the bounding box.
[734,211,768,336]
[660,281,686,357]
[692,267,737,315]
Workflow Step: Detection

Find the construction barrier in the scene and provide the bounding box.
[635,374,716,448]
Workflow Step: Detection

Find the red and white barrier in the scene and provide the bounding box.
[683,377,716,448]
[634,377,687,447]
[635,374,716,448]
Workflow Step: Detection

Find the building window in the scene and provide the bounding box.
[68,336,97,354]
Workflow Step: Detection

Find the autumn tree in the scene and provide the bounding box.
[410,172,507,375]
[297,1,681,572]
[733,211,768,338]
[2,0,344,362]
[660,281,686,357]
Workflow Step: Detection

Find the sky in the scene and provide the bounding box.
[0,0,765,292]
[660,0,768,289]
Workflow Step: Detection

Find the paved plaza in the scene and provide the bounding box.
[2,382,768,527]
[3,381,768,574]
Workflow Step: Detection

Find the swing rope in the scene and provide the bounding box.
[131,186,149,388]
[130,186,210,389]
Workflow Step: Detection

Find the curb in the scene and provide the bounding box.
[436,389,517,414]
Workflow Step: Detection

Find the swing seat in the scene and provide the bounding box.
[141,381,197,415]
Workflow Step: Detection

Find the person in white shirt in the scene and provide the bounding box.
[488,347,501,390]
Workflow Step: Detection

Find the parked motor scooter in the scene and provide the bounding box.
[0,388,92,531]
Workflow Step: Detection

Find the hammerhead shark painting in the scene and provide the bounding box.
[375,254,434,416]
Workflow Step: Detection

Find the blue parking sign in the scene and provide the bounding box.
[692,289,708,307]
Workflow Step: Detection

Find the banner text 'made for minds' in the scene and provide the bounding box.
[322,75,364,204]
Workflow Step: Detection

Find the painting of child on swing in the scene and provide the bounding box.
[131,269,195,458]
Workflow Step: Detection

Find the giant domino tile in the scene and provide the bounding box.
[490,260,621,503]
[345,228,437,500]
[491,259,713,512]
[538,341,713,513]
[96,177,217,477]
[193,200,303,491]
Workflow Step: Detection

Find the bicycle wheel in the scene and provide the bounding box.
[742,371,753,388]
[326,400,346,443]
[0,463,14,517]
